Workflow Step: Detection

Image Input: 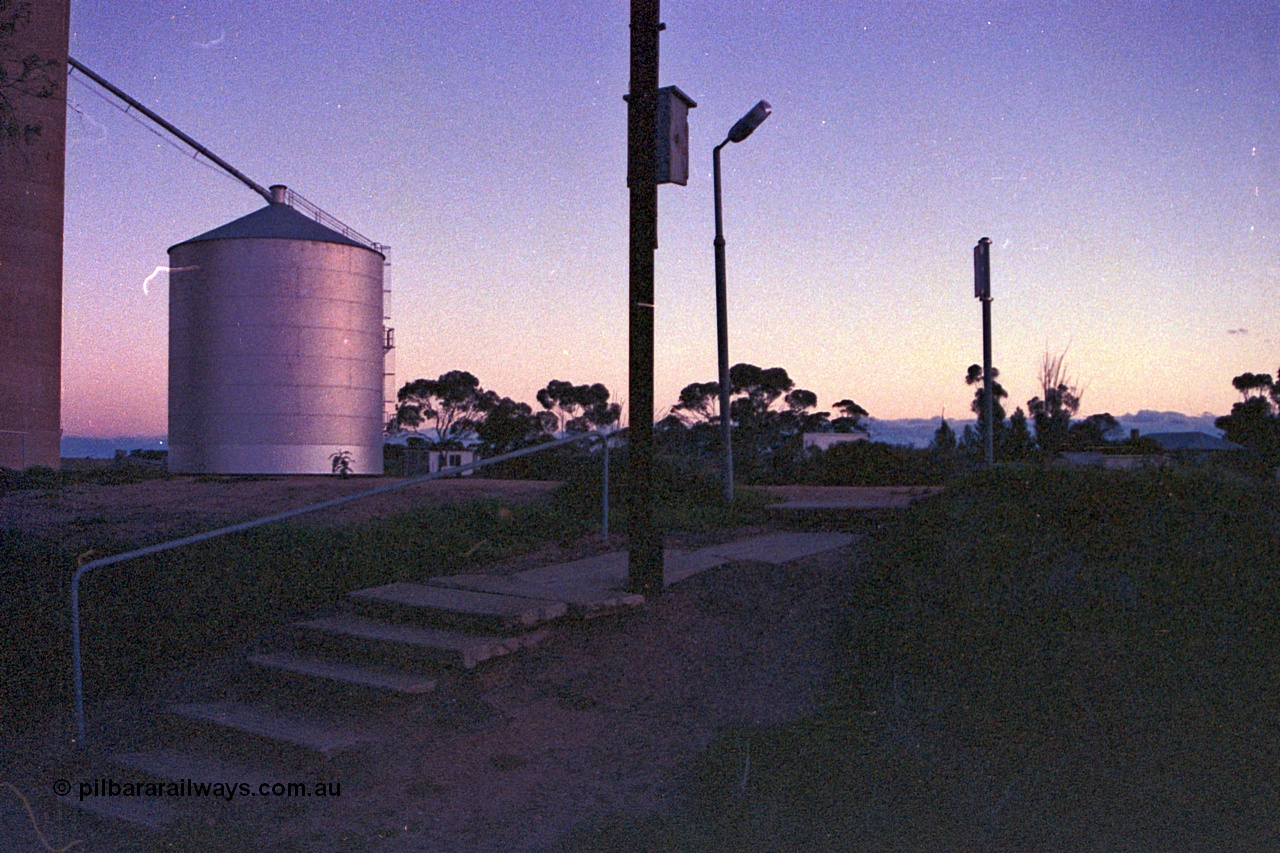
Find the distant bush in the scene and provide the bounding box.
[795,441,971,486]
[477,441,588,481]
[1197,448,1279,481]
[553,449,770,532]
[0,463,168,492]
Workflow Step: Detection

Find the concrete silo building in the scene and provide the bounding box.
[0,0,70,469]
[167,188,386,474]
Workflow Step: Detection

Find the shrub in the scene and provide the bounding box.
[797,441,969,486]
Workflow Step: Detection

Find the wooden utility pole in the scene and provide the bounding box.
[626,0,663,594]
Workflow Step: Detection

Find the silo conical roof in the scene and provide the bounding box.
[168,202,382,255]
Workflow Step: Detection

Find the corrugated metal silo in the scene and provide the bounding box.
[0,0,69,469]
[167,191,385,474]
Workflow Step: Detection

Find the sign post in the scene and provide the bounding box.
[974,237,994,466]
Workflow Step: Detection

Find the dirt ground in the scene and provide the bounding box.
[0,475,561,553]
[1,477,867,852]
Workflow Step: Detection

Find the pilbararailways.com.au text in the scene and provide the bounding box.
[68,778,341,802]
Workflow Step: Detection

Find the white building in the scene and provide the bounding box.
[802,432,868,454]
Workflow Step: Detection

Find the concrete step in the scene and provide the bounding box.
[248,652,438,694]
[427,574,644,618]
[168,701,369,755]
[297,613,550,670]
[58,791,178,830]
[112,749,275,790]
[349,583,567,631]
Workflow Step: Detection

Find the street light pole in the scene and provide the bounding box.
[712,141,733,504]
[712,100,771,506]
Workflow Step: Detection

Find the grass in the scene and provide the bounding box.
[1,457,775,736]
[555,450,777,533]
[0,463,169,492]
[1,496,588,735]
[559,464,1280,851]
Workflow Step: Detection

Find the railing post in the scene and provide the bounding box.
[602,437,610,539]
[71,572,85,744]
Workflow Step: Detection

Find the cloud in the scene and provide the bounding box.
[67,100,108,146]
[193,30,226,49]
[1227,328,1249,335]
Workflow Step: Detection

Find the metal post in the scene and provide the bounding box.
[982,297,994,465]
[974,237,994,466]
[602,438,610,539]
[712,142,734,505]
[626,0,663,595]
[71,580,84,743]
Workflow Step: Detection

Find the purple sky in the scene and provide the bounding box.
[61,1,1279,436]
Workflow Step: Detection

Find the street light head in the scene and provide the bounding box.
[726,100,772,143]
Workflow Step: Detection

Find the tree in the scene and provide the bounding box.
[831,399,870,434]
[665,365,838,467]
[723,364,805,457]
[0,1,58,146]
[1005,407,1035,458]
[784,388,818,413]
[727,363,796,434]
[1216,369,1280,466]
[1068,412,1121,449]
[1027,349,1082,452]
[930,418,957,452]
[394,371,495,446]
[1232,372,1276,404]
[963,363,1008,451]
[1217,397,1280,466]
[475,396,550,455]
[536,380,621,434]
[671,381,721,425]
[779,388,828,435]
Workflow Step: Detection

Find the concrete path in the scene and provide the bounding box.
[438,531,858,609]
[700,531,857,565]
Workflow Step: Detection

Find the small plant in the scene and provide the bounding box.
[329,450,353,477]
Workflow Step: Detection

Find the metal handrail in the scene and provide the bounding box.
[284,187,388,255]
[70,429,622,745]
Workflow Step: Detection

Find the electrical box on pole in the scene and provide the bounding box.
[655,85,697,186]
